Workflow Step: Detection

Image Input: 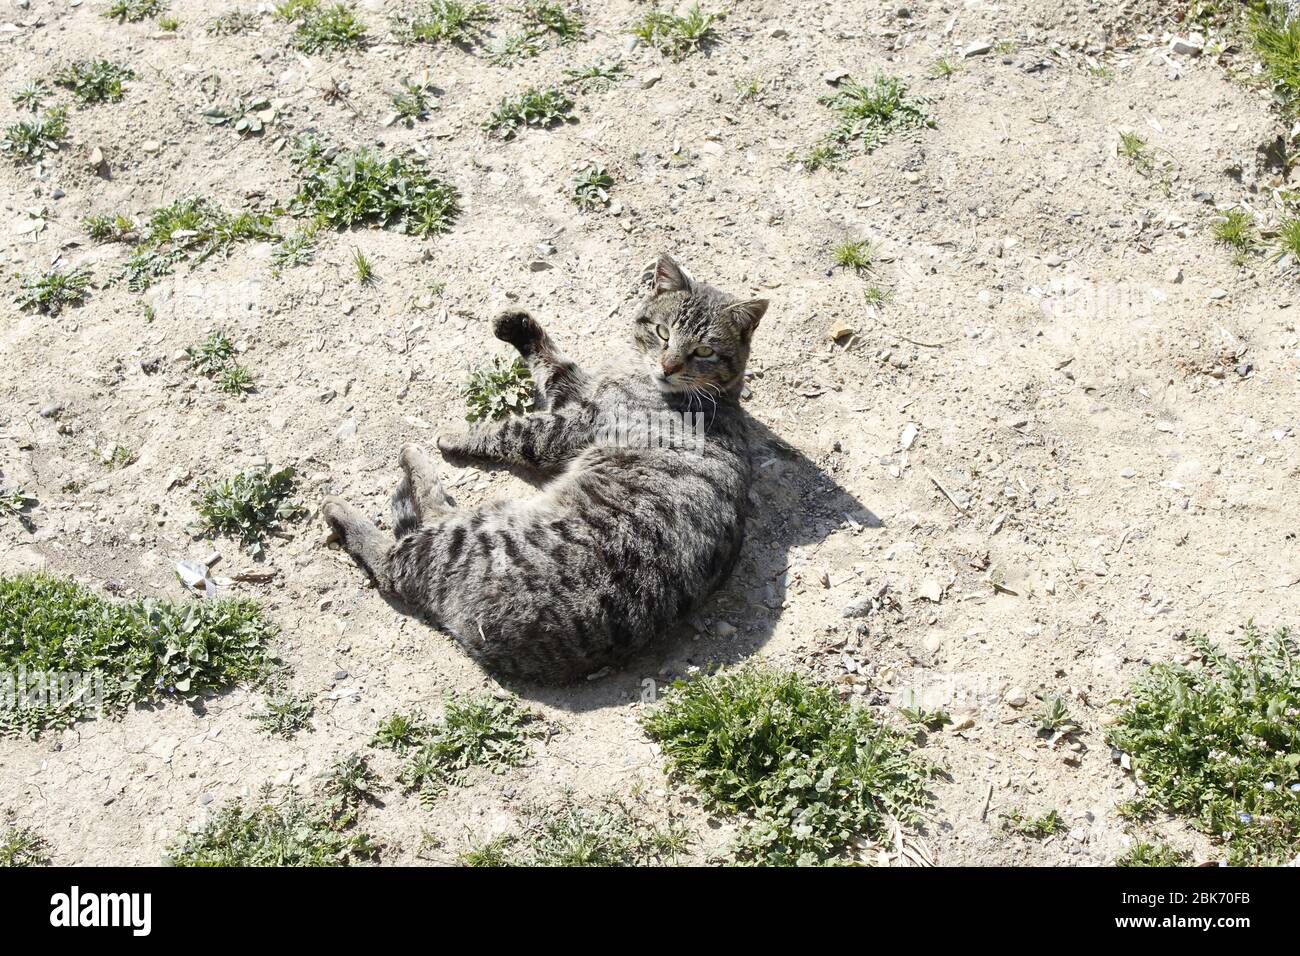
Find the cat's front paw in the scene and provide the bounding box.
[436,430,471,457]
[492,310,543,355]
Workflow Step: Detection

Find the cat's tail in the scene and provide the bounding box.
[391,443,453,539]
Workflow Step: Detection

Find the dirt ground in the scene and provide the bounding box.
[1,0,1296,865]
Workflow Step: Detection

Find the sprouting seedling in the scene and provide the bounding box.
[1034,695,1076,735]
[571,162,614,210]
[352,247,375,284]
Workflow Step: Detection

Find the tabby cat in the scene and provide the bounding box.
[322,254,768,683]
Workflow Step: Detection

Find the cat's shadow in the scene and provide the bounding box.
[438,409,877,713]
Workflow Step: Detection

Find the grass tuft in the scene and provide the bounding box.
[1250,2,1300,108]
[832,237,875,273]
[1107,625,1300,865]
[643,667,934,865]
[0,573,277,738]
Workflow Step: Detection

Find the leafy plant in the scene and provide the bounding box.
[462,356,534,421]
[899,705,951,731]
[13,267,90,315]
[643,667,935,865]
[483,87,574,139]
[289,136,461,237]
[1107,626,1300,865]
[521,1,583,43]
[371,711,427,753]
[1211,208,1255,255]
[392,0,494,45]
[158,14,180,30]
[143,196,277,265]
[391,77,436,125]
[11,80,51,112]
[252,682,314,739]
[0,486,33,521]
[186,330,237,375]
[104,0,166,23]
[564,61,625,93]
[85,213,137,243]
[630,4,721,60]
[0,573,277,737]
[194,466,307,555]
[1116,841,1191,867]
[166,784,376,866]
[207,10,260,35]
[1001,808,1064,838]
[487,31,543,66]
[571,162,613,210]
[322,754,385,827]
[53,59,136,105]
[811,75,933,163]
[461,792,688,866]
[271,228,317,272]
[1034,695,1076,735]
[113,250,182,292]
[2,106,69,163]
[97,444,138,470]
[0,818,50,866]
[390,695,540,805]
[200,95,272,136]
[292,2,367,54]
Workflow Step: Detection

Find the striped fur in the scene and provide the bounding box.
[322,255,768,683]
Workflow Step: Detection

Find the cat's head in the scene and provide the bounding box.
[632,254,767,398]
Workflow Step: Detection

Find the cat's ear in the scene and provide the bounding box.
[653,254,693,295]
[726,298,768,340]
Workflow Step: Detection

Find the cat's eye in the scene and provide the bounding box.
[693,345,715,358]
[655,324,671,342]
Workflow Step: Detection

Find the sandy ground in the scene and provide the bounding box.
[1,0,1296,865]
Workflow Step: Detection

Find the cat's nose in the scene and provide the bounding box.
[661,357,684,376]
